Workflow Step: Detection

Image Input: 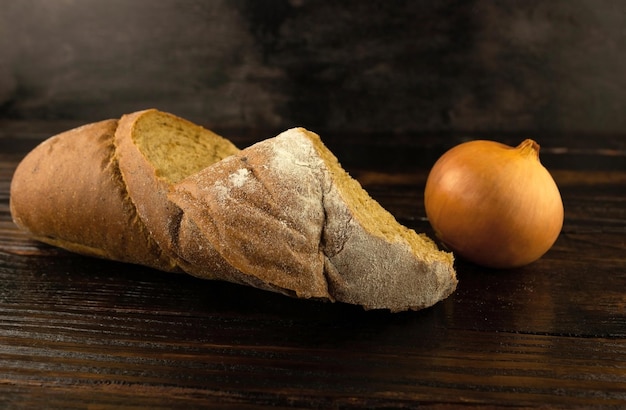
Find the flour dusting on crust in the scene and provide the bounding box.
[229,168,250,188]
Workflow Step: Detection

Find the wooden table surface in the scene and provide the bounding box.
[0,123,625,409]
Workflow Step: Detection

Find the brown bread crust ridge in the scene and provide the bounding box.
[10,110,457,312]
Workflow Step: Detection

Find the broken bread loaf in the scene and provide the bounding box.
[170,128,457,311]
[10,109,457,311]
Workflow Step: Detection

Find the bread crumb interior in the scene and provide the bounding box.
[132,111,239,184]
[308,133,450,262]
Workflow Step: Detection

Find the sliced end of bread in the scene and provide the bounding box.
[293,128,457,311]
[129,109,240,184]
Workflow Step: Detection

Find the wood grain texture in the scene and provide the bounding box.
[1,124,625,408]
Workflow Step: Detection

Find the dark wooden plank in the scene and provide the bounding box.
[1,251,625,408]
[0,125,625,408]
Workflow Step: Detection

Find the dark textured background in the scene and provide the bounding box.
[2,0,626,136]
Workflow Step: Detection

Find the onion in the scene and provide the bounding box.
[424,139,563,269]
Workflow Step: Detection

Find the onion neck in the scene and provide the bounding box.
[516,139,540,160]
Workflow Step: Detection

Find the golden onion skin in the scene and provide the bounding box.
[424,139,564,269]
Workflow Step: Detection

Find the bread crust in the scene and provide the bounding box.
[170,135,331,299]
[114,110,183,262]
[9,119,176,271]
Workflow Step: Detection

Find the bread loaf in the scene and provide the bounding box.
[10,109,457,312]
[9,118,177,271]
[10,109,239,272]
